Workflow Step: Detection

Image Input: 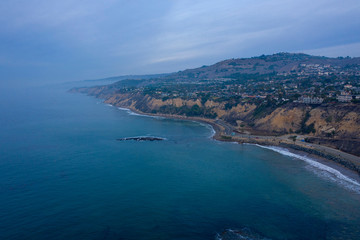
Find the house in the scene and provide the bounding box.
[337,94,352,102]
[297,96,324,104]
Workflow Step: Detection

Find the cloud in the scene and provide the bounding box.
[0,0,359,82]
[143,0,360,68]
[0,0,115,28]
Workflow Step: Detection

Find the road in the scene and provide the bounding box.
[213,119,360,168]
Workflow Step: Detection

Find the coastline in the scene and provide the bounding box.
[225,134,360,176]
[108,102,360,178]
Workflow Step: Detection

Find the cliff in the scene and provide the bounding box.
[71,52,360,156]
[73,86,360,156]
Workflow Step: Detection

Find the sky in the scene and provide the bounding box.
[1,0,360,84]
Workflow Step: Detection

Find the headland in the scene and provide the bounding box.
[70,52,360,175]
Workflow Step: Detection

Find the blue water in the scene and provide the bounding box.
[1,83,360,240]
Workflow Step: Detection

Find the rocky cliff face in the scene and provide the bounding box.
[215,102,360,139]
[254,104,359,138]
[72,86,360,155]
[75,87,360,139]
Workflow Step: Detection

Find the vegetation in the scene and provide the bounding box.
[298,111,316,134]
[76,52,360,138]
[221,135,232,140]
[155,104,217,119]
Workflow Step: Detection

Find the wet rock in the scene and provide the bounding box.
[117,137,164,142]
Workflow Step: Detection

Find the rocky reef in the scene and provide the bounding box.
[117,136,165,142]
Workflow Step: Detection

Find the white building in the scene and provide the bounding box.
[297,96,324,104]
[337,95,352,102]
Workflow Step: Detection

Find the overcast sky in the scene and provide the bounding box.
[1,0,360,83]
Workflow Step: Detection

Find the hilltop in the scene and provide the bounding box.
[165,52,360,81]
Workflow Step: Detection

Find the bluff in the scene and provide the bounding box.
[71,52,360,156]
[73,87,360,156]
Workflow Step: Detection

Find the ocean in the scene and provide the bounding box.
[0,82,359,240]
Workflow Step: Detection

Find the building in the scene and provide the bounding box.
[297,96,324,104]
[337,94,352,102]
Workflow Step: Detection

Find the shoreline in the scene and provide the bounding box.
[108,102,360,177]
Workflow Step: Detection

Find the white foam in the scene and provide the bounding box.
[209,126,216,137]
[116,107,164,119]
[254,144,360,193]
[199,122,216,138]
[128,111,143,116]
[116,107,133,115]
[191,121,216,138]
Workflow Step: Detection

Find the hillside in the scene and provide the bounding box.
[166,53,359,80]
[71,52,360,156]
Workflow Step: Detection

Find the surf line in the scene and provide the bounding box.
[254,144,360,193]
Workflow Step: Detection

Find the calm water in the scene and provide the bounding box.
[0,83,360,240]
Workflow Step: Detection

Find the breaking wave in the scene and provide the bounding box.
[255,145,360,194]
[117,107,164,119]
[195,121,216,138]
